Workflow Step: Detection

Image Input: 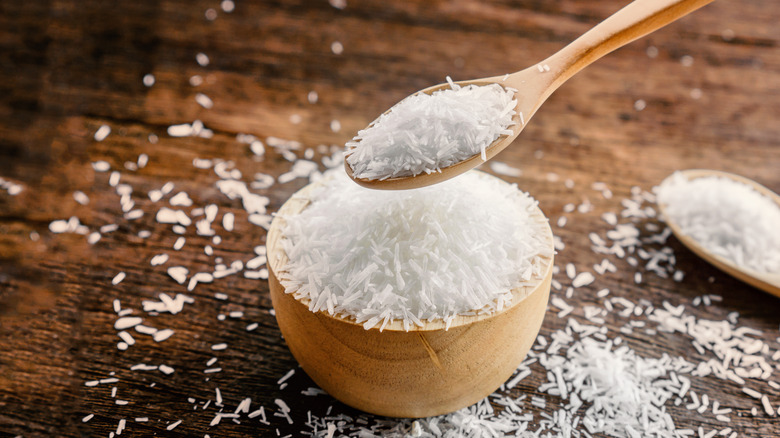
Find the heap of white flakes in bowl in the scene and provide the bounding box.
[277,170,552,331]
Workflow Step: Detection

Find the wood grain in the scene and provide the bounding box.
[0,0,778,436]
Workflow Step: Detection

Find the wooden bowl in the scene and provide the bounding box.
[267,173,554,418]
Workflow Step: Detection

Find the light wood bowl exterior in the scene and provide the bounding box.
[267,172,554,418]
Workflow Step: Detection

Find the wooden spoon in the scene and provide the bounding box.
[345,0,715,190]
[657,169,780,298]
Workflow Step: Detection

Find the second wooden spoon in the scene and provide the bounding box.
[657,169,780,298]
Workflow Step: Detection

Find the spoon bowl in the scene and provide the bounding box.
[346,0,716,190]
[657,169,780,298]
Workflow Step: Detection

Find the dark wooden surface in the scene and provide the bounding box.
[1,1,778,437]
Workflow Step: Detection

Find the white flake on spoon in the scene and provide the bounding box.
[195,93,213,109]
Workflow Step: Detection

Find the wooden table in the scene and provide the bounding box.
[1,1,778,436]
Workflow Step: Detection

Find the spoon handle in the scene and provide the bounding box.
[541,0,715,92]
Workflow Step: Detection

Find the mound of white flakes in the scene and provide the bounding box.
[278,170,552,331]
[656,172,780,274]
[345,78,517,180]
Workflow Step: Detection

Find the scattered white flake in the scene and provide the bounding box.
[143,74,155,87]
[49,220,68,233]
[82,414,94,422]
[167,420,182,430]
[153,329,174,342]
[73,190,90,205]
[100,224,119,234]
[248,214,272,229]
[330,119,341,133]
[572,272,595,288]
[94,125,111,141]
[565,263,576,279]
[331,41,343,55]
[761,395,775,416]
[151,254,169,266]
[681,55,694,67]
[190,75,203,86]
[489,161,522,177]
[221,0,235,12]
[634,99,646,111]
[87,232,101,244]
[174,237,185,251]
[114,317,143,330]
[246,255,266,270]
[246,322,258,331]
[647,46,659,58]
[250,141,265,156]
[168,124,194,137]
[307,91,319,104]
[148,190,163,202]
[196,52,210,66]
[159,364,175,375]
[125,209,143,220]
[118,331,135,346]
[112,272,126,285]
[211,343,228,351]
[170,192,193,207]
[167,266,189,284]
[195,93,214,109]
[329,0,346,9]
[92,161,111,172]
[278,369,295,385]
[223,212,235,231]
[244,268,268,280]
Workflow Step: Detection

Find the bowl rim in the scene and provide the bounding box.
[267,170,555,332]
